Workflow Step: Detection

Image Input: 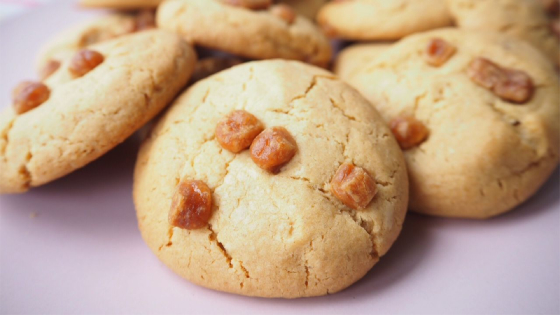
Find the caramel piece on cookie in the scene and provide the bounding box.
[424,38,456,67]
[467,57,534,103]
[169,180,213,230]
[12,81,50,114]
[216,110,264,153]
[389,116,429,150]
[69,49,104,77]
[250,126,297,173]
[331,163,377,210]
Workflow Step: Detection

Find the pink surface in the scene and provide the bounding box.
[0,2,559,314]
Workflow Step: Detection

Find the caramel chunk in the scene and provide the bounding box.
[134,10,156,31]
[12,81,50,114]
[222,0,272,10]
[330,163,377,210]
[467,57,534,103]
[169,180,213,230]
[69,49,104,78]
[191,57,243,83]
[216,110,264,153]
[250,126,297,173]
[389,116,429,150]
[425,38,456,67]
[270,4,296,24]
[39,60,61,80]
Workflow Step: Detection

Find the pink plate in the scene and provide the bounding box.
[0,1,559,313]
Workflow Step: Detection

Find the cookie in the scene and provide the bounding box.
[446,0,560,66]
[0,30,196,194]
[346,28,559,219]
[333,43,392,81]
[80,0,161,9]
[278,0,327,20]
[317,0,452,40]
[157,0,332,67]
[133,60,408,298]
[36,11,155,78]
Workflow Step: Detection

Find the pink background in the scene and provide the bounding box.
[0,1,559,314]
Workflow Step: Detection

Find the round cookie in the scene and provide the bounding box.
[346,28,559,219]
[317,0,452,40]
[0,30,196,194]
[333,43,392,81]
[446,0,560,67]
[157,0,332,67]
[133,60,408,298]
[278,0,327,20]
[80,0,161,9]
[36,11,155,76]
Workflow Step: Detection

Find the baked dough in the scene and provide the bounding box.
[0,30,196,193]
[133,60,408,298]
[317,0,452,40]
[346,29,559,218]
[157,0,332,67]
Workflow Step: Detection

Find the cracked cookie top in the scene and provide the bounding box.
[317,0,452,40]
[446,0,560,67]
[0,30,197,194]
[346,28,559,218]
[156,0,332,67]
[133,60,408,298]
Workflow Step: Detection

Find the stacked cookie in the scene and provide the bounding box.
[1,0,558,299]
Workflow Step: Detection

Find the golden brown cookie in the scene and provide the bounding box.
[317,0,452,40]
[346,29,559,218]
[157,0,332,67]
[133,60,409,298]
[447,0,560,66]
[0,30,196,194]
[36,11,156,77]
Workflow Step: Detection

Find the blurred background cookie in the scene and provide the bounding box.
[446,0,560,67]
[345,29,559,218]
[36,10,155,78]
[333,42,393,80]
[157,0,332,67]
[0,30,196,194]
[317,0,452,40]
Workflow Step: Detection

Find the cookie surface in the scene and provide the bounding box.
[0,30,196,194]
[317,0,452,40]
[334,43,392,81]
[157,0,332,66]
[447,0,560,66]
[80,0,161,8]
[346,29,559,218]
[36,12,155,75]
[133,60,408,298]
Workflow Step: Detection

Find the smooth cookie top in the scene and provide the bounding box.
[347,28,559,218]
[447,0,560,66]
[0,30,196,194]
[317,0,452,40]
[157,0,332,66]
[133,60,408,298]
